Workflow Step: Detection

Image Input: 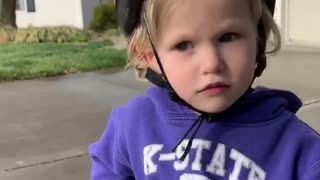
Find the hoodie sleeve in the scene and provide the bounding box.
[89,109,134,180]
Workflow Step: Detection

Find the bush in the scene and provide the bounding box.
[0,25,16,43]
[14,26,90,43]
[89,4,118,32]
[105,28,121,36]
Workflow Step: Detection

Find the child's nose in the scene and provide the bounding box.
[200,44,225,74]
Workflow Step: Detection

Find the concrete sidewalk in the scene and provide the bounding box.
[0,50,319,180]
[0,69,150,180]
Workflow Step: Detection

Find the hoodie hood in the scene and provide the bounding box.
[145,86,303,125]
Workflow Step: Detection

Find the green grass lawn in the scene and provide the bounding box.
[0,41,127,81]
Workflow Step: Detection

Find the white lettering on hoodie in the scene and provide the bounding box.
[143,139,266,179]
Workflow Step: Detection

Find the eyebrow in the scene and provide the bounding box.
[190,19,245,33]
[160,18,253,45]
[215,18,250,30]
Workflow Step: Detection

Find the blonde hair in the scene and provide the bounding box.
[125,0,281,79]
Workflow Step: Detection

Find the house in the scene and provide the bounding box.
[15,0,113,30]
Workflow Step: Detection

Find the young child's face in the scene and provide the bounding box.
[146,0,258,113]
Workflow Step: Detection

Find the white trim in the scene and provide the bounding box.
[76,0,85,29]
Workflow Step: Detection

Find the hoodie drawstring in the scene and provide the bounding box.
[172,114,208,161]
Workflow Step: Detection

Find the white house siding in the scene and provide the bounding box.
[16,0,84,29]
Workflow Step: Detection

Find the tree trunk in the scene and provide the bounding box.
[0,0,17,28]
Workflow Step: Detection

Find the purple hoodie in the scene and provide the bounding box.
[89,86,320,180]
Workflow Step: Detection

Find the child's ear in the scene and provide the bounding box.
[142,49,161,74]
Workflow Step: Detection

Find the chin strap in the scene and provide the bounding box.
[145,68,168,88]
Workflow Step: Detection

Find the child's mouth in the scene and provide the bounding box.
[198,82,230,96]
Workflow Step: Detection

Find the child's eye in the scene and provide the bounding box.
[175,41,194,51]
[219,33,239,43]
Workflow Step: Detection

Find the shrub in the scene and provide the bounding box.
[14,26,90,43]
[0,25,16,43]
[89,4,118,32]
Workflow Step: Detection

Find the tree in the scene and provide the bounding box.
[0,0,17,28]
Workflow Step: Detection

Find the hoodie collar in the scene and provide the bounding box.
[145,86,303,125]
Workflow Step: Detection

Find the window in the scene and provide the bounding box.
[16,0,26,11]
[26,0,36,12]
[16,0,36,12]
